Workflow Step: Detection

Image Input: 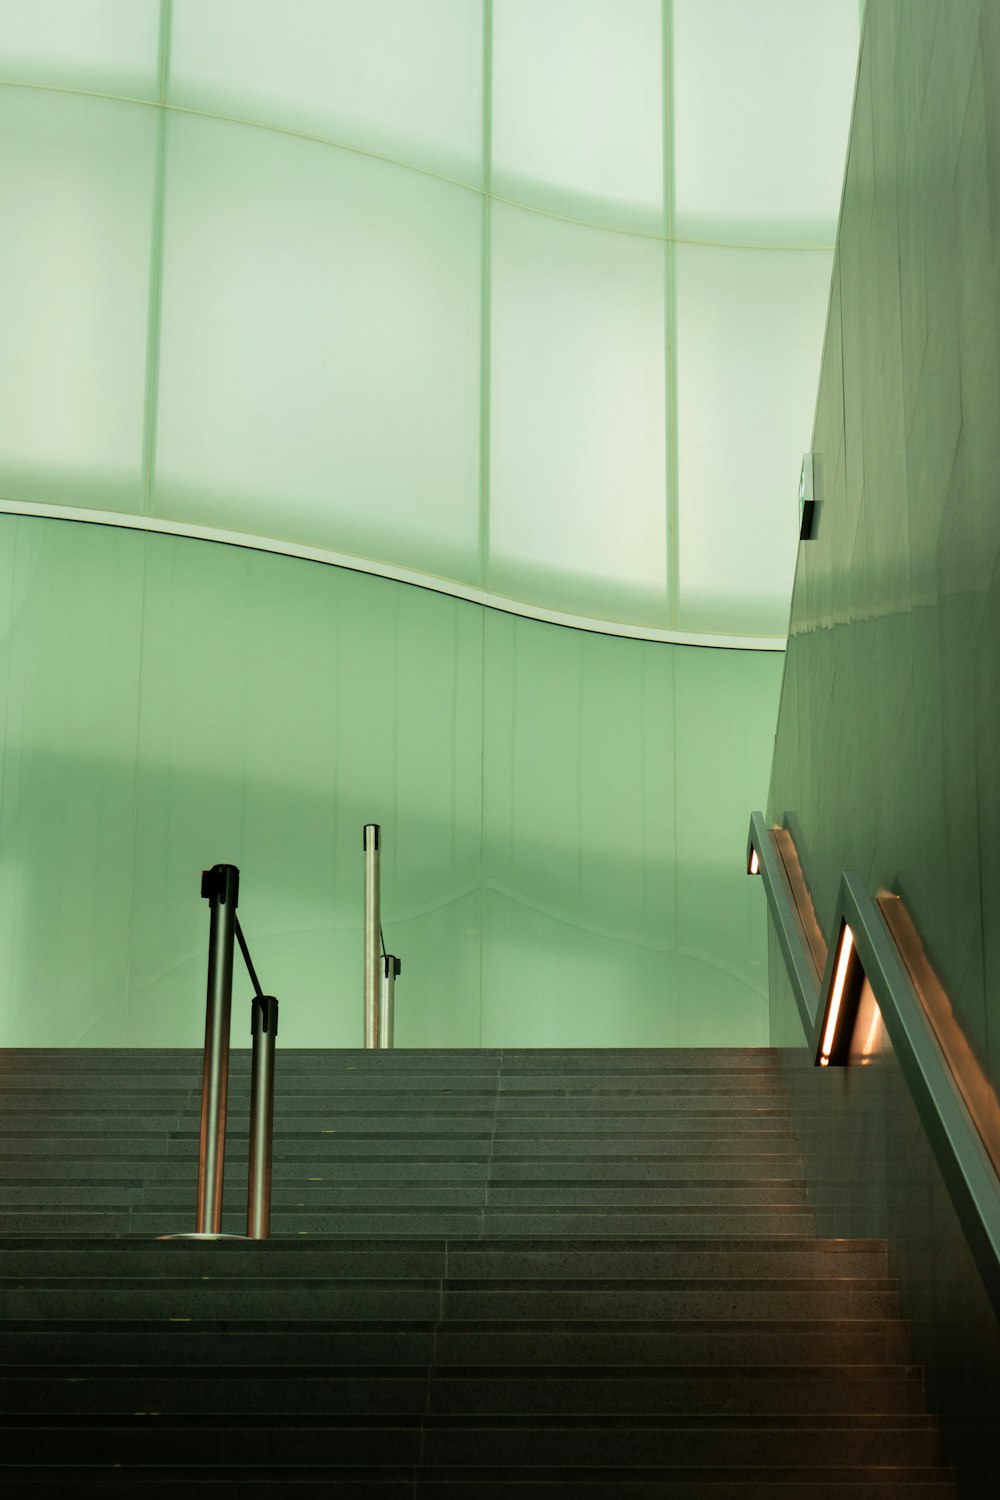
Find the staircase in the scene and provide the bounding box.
[0,1047,954,1495]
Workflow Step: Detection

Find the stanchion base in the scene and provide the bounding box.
[157,1232,253,1241]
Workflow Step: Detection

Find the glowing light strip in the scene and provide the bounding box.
[858,983,883,1060]
[820,923,855,1065]
[748,848,760,875]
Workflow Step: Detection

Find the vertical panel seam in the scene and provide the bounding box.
[140,0,172,517]
[122,532,149,1048]
[127,0,170,1041]
[478,610,486,1049]
[664,0,682,1036]
[477,0,493,1049]
[0,518,22,1041]
[479,0,493,595]
[663,0,681,631]
[670,643,679,1043]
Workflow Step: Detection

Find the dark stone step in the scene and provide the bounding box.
[0,1156,804,1185]
[484,1160,806,1183]
[432,1321,913,1367]
[0,1417,941,1468]
[0,1073,786,1095]
[0,1048,779,1069]
[414,1473,955,1500]
[0,1207,818,1238]
[131,1184,812,1210]
[0,1237,891,1281]
[0,1279,899,1323]
[426,1368,927,1418]
[0,1321,914,1367]
[0,1464,956,1498]
[0,1185,814,1214]
[158,1209,817,1239]
[0,1366,926,1416]
[0,1135,800,1160]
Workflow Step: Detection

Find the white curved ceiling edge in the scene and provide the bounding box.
[0,499,786,651]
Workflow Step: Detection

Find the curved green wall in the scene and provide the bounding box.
[0,515,780,1048]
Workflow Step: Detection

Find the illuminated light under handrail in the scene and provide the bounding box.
[748,847,760,875]
[820,923,853,1060]
[817,922,860,1067]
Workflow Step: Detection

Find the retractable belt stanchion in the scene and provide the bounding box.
[379,955,401,1049]
[364,824,403,1049]
[196,863,239,1236]
[363,824,381,1048]
[247,992,279,1240]
[162,863,279,1241]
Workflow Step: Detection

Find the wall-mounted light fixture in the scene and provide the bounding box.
[799,454,816,541]
[746,824,762,876]
[815,919,867,1066]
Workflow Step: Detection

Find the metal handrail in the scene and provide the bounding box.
[748,811,1000,1320]
[747,811,821,1036]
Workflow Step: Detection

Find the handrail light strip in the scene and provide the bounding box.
[819,923,854,1064]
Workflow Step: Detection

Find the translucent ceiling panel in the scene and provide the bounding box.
[169,0,483,185]
[673,0,859,246]
[0,0,161,98]
[492,0,664,232]
[153,116,482,584]
[489,202,668,626]
[675,243,834,637]
[0,89,156,513]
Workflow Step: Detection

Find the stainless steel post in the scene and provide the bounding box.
[247,993,278,1240]
[379,955,401,1049]
[363,824,381,1048]
[196,864,239,1235]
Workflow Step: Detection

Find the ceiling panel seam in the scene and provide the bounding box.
[478,0,493,596]
[139,0,171,518]
[663,0,679,630]
[0,78,837,254]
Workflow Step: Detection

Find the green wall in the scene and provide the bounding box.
[0,515,781,1048]
[768,0,1000,1069]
